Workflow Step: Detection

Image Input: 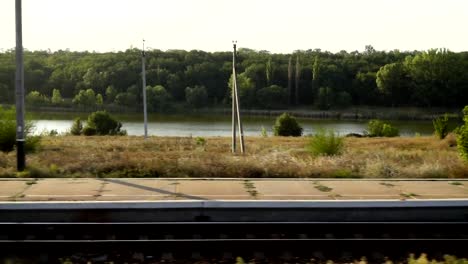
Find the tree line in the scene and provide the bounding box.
[0,45,467,112]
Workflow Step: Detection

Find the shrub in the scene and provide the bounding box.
[261,126,268,137]
[308,129,344,156]
[82,126,97,136]
[458,106,468,160]
[433,113,449,139]
[366,119,399,137]
[70,118,83,135]
[25,135,41,153]
[0,107,17,152]
[273,113,303,137]
[84,111,125,136]
[0,106,40,153]
[381,123,400,137]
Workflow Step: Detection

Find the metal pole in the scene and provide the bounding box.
[232,43,245,153]
[142,39,148,139]
[231,41,237,153]
[15,0,25,171]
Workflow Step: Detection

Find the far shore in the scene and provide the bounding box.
[4,104,462,121]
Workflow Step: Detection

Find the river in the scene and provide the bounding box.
[32,114,439,137]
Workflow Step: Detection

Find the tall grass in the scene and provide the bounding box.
[433,114,449,139]
[307,129,344,156]
[0,135,466,178]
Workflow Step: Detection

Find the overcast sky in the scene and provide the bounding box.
[0,0,467,53]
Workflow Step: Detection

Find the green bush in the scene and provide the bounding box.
[366,119,399,137]
[308,129,344,156]
[70,118,83,135]
[84,111,125,136]
[82,126,97,136]
[0,107,17,152]
[433,113,449,139]
[273,113,303,137]
[457,106,468,160]
[25,135,41,153]
[0,106,40,153]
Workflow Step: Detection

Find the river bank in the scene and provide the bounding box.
[8,104,462,121]
[0,135,466,179]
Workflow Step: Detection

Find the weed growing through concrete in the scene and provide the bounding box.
[400,192,419,198]
[450,181,463,186]
[243,180,258,197]
[380,182,395,187]
[313,181,333,192]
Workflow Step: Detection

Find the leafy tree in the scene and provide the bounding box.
[51,89,64,105]
[256,85,287,109]
[376,62,410,106]
[335,91,352,108]
[228,73,256,107]
[114,92,136,107]
[73,89,96,107]
[26,91,49,106]
[295,54,301,104]
[273,113,303,137]
[317,87,334,110]
[105,85,117,103]
[96,94,103,105]
[405,49,460,106]
[185,85,208,108]
[146,85,172,112]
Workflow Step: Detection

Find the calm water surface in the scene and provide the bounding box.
[33,114,437,137]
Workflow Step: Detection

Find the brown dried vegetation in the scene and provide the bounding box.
[0,136,466,178]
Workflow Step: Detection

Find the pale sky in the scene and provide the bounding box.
[0,0,467,53]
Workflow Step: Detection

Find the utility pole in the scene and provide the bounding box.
[231,41,237,153]
[15,0,25,171]
[231,41,245,153]
[142,39,148,139]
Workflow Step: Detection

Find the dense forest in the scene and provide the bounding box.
[0,46,467,112]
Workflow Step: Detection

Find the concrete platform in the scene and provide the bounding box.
[0,178,466,202]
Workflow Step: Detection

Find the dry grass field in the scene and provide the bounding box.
[0,135,467,178]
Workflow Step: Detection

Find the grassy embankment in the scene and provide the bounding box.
[0,135,466,179]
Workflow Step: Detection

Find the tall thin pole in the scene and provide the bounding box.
[232,43,245,153]
[142,39,148,139]
[231,41,237,153]
[15,0,25,171]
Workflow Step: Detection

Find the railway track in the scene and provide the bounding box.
[0,222,467,262]
[0,200,467,262]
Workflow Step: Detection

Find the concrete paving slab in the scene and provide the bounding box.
[22,178,101,200]
[0,180,30,200]
[320,181,402,199]
[1,178,467,202]
[253,180,331,200]
[98,178,177,199]
[394,181,468,199]
[176,180,250,200]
